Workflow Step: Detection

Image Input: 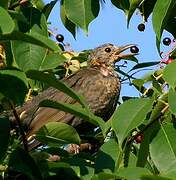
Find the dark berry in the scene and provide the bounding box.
[165,58,174,64]
[58,43,65,51]
[56,34,64,42]
[130,46,139,53]
[163,37,171,46]
[137,23,145,32]
[135,134,143,144]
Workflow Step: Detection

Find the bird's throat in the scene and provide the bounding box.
[99,64,115,77]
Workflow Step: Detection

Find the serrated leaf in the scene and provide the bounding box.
[0,7,15,34]
[163,61,176,87]
[95,139,120,173]
[150,123,176,172]
[0,117,10,162]
[130,61,160,71]
[152,0,176,43]
[36,122,81,146]
[112,98,153,146]
[64,0,100,33]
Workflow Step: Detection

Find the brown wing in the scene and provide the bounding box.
[21,67,120,137]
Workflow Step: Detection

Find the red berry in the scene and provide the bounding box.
[56,34,64,42]
[165,58,174,64]
[135,134,143,144]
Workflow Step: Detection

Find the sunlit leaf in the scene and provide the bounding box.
[64,0,100,33]
[150,123,176,172]
[0,7,15,34]
[163,61,176,87]
[60,0,76,38]
[168,88,176,116]
[36,122,81,146]
[152,0,176,43]
[112,98,153,146]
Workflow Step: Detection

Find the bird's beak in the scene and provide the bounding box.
[114,44,138,60]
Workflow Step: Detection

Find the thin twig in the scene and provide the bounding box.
[10,102,28,152]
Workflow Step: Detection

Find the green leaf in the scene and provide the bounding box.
[0,70,28,105]
[165,16,176,38]
[162,168,176,180]
[0,7,15,34]
[168,88,176,116]
[138,0,157,22]
[152,0,176,43]
[39,53,67,71]
[95,139,120,173]
[111,0,130,14]
[0,0,9,8]
[116,167,151,180]
[36,122,81,146]
[163,61,176,87]
[9,147,42,180]
[95,172,119,180]
[0,31,60,52]
[122,55,138,63]
[64,0,100,33]
[3,41,14,67]
[39,100,105,131]
[130,61,160,71]
[60,0,76,38]
[150,123,176,172]
[136,120,160,167]
[12,40,47,72]
[127,0,142,26]
[42,0,57,20]
[141,175,172,180]
[0,117,10,162]
[112,98,153,146]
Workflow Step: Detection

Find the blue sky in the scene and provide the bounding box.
[44,0,172,97]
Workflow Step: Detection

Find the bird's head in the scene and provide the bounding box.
[88,43,138,68]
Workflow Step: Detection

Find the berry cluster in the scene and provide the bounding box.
[160,37,175,65]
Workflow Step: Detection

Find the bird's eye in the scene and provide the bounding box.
[105,47,111,53]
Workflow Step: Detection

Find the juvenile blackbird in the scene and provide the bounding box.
[17,43,137,138]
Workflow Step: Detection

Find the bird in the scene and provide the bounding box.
[14,43,137,147]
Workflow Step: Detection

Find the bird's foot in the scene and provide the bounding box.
[66,143,92,154]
